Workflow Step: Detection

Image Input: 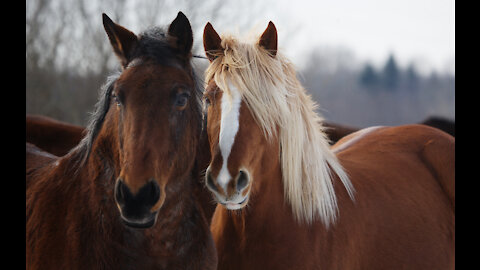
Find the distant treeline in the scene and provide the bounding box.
[359,54,437,92]
[301,52,454,127]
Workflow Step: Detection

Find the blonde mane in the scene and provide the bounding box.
[205,33,355,226]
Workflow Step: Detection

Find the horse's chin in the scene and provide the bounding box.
[121,212,158,229]
[222,195,249,210]
[225,203,244,210]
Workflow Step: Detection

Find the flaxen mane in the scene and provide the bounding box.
[205,33,355,226]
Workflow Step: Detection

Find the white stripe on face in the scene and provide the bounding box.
[217,82,242,190]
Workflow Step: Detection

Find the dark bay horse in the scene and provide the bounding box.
[26,114,85,156]
[421,116,455,137]
[26,12,216,269]
[323,121,359,144]
[201,22,454,269]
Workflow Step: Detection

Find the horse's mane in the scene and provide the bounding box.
[71,26,202,170]
[205,33,355,226]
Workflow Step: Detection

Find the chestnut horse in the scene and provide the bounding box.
[26,12,217,269]
[202,22,454,269]
[26,114,85,156]
[323,116,455,145]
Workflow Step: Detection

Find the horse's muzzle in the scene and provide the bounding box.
[114,179,161,228]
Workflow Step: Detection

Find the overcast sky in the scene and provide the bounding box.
[213,0,455,75]
[30,0,454,76]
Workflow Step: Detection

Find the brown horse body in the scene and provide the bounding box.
[210,125,454,270]
[202,22,454,270]
[26,13,216,269]
[324,116,455,145]
[26,114,84,156]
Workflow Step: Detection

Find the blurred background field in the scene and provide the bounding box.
[26,0,454,128]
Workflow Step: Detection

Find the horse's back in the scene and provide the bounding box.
[26,142,57,171]
[26,114,84,156]
[330,124,454,269]
[26,142,58,187]
[333,124,454,207]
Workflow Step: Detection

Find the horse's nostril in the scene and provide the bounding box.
[115,179,132,206]
[236,170,249,191]
[114,179,160,226]
[147,180,161,205]
[115,179,160,208]
[206,171,218,192]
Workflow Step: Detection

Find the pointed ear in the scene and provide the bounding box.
[168,11,193,56]
[203,22,222,62]
[258,21,277,56]
[102,13,138,69]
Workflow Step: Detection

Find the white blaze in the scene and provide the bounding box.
[217,83,242,190]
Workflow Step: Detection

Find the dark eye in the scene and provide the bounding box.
[112,93,121,106]
[204,96,211,106]
[175,92,190,109]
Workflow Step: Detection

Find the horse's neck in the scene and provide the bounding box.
[153,186,217,268]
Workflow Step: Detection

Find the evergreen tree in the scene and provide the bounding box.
[382,54,399,90]
[359,63,378,88]
[405,64,419,91]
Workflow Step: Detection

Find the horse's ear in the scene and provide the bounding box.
[102,13,138,69]
[168,11,193,56]
[203,22,222,62]
[258,21,277,57]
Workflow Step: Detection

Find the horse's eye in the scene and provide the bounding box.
[204,96,211,106]
[112,93,122,106]
[175,92,190,109]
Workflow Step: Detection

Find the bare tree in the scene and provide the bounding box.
[26,0,296,125]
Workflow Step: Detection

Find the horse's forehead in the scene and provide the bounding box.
[206,80,218,92]
[118,63,192,90]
